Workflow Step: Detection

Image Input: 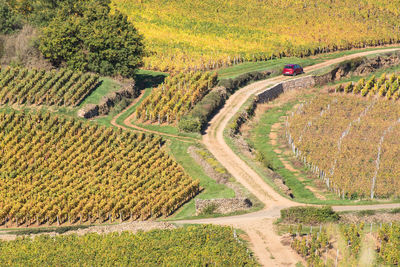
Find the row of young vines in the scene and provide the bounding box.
[0,66,99,107]
[0,111,199,226]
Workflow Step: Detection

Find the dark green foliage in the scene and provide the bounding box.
[9,0,110,26]
[280,206,340,225]
[179,87,228,133]
[0,0,22,34]
[178,116,202,133]
[38,0,145,77]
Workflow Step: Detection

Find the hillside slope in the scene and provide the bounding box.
[112,0,400,72]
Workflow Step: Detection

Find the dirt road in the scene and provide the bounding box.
[110,48,400,266]
[195,48,400,266]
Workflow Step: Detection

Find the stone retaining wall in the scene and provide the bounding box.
[256,76,316,103]
[195,198,252,215]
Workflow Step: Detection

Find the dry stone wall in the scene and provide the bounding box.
[195,198,252,215]
[256,76,315,103]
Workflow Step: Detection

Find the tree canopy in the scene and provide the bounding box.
[37,0,145,77]
[0,0,22,34]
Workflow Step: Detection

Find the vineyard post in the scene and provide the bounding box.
[335,248,339,267]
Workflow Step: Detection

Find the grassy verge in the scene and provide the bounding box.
[217,46,400,79]
[164,140,236,220]
[80,77,122,106]
[132,121,201,140]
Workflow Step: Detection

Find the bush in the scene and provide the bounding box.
[179,87,228,133]
[0,0,22,34]
[280,206,340,225]
[178,116,202,133]
[38,0,145,77]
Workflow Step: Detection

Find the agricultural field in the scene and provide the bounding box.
[287,91,400,199]
[0,111,199,226]
[0,66,99,106]
[287,222,400,266]
[0,225,258,266]
[279,207,400,266]
[135,71,218,124]
[112,0,400,72]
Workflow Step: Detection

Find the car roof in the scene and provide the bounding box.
[284,64,296,67]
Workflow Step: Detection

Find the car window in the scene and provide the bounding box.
[285,65,294,69]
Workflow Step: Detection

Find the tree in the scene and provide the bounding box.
[38,0,145,77]
[0,0,22,34]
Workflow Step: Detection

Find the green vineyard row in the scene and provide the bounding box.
[0,66,99,107]
[0,111,199,226]
[0,225,258,266]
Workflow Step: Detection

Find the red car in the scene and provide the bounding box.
[282,64,303,76]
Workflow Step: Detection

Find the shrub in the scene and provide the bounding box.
[280,206,340,225]
[179,87,227,132]
[178,116,202,133]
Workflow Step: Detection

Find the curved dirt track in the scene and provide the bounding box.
[203,47,400,209]
[110,91,195,143]
[183,48,400,266]
[110,48,400,266]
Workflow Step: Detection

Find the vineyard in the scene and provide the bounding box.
[0,111,199,226]
[288,222,400,266]
[0,225,258,266]
[336,72,400,99]
[135,71,218,124]
[112,0,400,72]
[286,93,400,199]
[0,66,99,106]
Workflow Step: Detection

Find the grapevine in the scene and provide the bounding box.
[0,111,199,226]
